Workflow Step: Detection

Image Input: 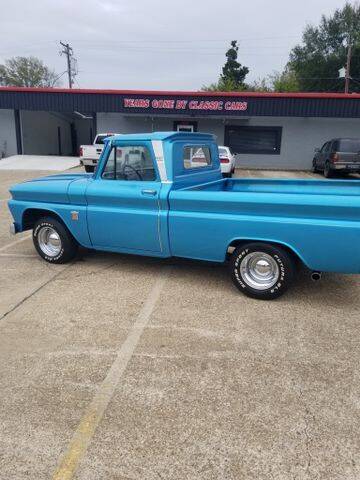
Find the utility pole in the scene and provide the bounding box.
[59,41,77,88]
[345,38,352,94]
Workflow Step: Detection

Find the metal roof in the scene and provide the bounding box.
[1,87,360,118]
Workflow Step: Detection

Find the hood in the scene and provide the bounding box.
[9,173,91,203]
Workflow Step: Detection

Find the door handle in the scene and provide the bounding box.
[141,189,157,196]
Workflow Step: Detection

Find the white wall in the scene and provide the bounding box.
[0,109,17,158]
[95,113,360,170]
[231,116,360,170]
[97,113,224,140]
[98,113,155,134]
[21,111,73,155]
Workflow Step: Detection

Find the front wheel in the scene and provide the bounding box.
[230,242,295,300]
[33,217,78,264]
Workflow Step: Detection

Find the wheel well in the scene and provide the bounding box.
[22,209,65,231]
[226,239,303,266]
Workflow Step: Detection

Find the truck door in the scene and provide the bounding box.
[86,142,162,253]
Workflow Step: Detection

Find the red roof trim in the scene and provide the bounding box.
[1,86,360,99]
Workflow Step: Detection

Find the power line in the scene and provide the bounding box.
[59,41,78,88]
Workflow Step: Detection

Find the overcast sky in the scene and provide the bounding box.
[0,0,351,90]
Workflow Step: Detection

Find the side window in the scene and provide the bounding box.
[183,146,212,169]
[320,142,328,153]
[102,145,157,181]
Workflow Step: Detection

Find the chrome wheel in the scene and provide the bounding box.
[37,226,62,257]
[240,251,279,290]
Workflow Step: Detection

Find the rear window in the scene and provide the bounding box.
[95,134,114,145]
[338,139,360,152]
[183,146,212,169]
[219,147,228,155]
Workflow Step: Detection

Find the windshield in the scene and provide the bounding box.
[338,139,360,152]
[219,147,228,155]
[95,134,114,145]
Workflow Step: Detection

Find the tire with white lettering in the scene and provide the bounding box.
[230,242,295,300]
[33,217,78,264]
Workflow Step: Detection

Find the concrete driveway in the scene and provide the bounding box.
[0,168,360,480]
[0,155,79,170]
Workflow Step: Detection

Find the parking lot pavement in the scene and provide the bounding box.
[1,168,360,480]
[0,155,79,171]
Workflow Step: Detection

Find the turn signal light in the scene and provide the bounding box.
[79,147,83,156]
[331,153,339,162]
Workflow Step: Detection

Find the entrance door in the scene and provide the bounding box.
[86,142,162,253]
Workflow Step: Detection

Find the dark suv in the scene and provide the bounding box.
[312,138,360,178]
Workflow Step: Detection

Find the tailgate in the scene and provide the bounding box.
[81,146,103,159]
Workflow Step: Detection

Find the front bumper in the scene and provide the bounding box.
[10,222,18,235]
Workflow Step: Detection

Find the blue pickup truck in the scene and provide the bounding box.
[8,132,360,300]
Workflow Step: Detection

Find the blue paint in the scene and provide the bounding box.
[8,132,360,274]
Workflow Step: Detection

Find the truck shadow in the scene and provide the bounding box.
[77,248,359,308]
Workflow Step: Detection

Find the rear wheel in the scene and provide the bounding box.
[33,217,78,264]
[324,161,334,178]
[84,165,95,173]
[230,242,295,300]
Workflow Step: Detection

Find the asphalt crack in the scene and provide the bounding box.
[0,263,72,322]
[297,384,315,479]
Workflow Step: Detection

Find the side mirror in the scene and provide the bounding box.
[314,147,320,153]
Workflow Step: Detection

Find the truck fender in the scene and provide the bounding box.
[226,237,310,269]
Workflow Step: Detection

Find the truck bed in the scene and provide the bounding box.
[168,177,360,273]
[185,177,360,196]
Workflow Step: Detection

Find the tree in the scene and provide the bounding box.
[246,77,272,92]
[221,40,249,87]
[269,69,300,92]
[0,56,60,87]
[202,40,249,91]
[287,2,360,92]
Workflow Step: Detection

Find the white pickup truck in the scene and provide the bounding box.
[79,133,117,172]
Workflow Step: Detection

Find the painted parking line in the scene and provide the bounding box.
[0,198,9,202]
[52,266,171,480]
[0,234,32,253]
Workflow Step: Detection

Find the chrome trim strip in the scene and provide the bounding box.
[151,140,168,253]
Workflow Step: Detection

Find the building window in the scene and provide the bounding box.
[225,126,282,155]
[183,146,212,169]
